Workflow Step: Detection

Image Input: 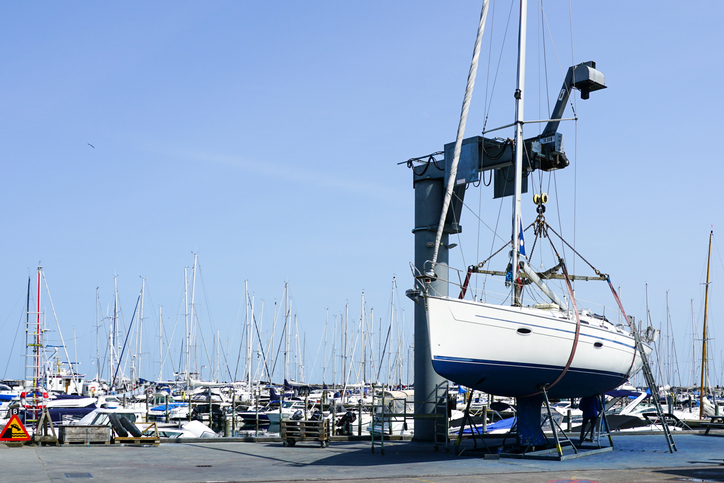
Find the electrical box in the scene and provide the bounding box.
[444,136,481,186]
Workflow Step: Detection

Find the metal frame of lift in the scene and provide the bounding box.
[497,388,613,461]
[454,387,614,461]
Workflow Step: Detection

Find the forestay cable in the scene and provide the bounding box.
[430,0,489,273]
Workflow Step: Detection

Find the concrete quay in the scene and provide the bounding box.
[2,432,724,483]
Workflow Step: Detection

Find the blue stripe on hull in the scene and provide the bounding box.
[433,357,626,399]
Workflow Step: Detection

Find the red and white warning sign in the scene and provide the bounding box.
[0,415,31,442]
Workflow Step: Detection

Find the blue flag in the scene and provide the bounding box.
[519,219,526,256]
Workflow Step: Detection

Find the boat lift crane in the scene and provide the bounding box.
[406,62,606,442]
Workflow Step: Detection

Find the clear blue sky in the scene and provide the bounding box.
[1,1,722,388]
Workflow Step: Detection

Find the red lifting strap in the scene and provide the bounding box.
[458,266,474,299]
[607,277,639,384]
[523,262,581,397]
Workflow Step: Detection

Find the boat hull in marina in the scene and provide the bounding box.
[236,411,271,425]
[425,295,646,399]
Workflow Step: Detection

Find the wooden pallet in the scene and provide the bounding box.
[114,437,160,446]
[112,422,160,446]
[62,441,111,446]
[280,419,330,447]
[60,425,112,445]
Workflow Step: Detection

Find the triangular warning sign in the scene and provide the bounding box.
[0,415,31,442]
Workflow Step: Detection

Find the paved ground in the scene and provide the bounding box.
[3,433,724,482]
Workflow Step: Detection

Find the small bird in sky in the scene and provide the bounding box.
[87,143,95,148]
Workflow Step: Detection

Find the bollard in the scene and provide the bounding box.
[188,391,192,422]
[404,397,408,432]
[381,388,385,455]
[332,402,337,436]
[255,389,260,437]
[370,389,375,453]
[279,394,284,424]
[567,409,571,432]
[232,390,236,437]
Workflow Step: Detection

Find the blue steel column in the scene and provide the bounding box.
[412,163,449,442]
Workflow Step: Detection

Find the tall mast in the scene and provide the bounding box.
[296,315,304,382]
[269,301,277,382]
[190,254,198,379]
[138,277,145,385]
[691,299,696,387]
[664,290,674,386]
[332,315,337,388]
[378,314,382,382]
[248,290,254,385]
[388,279,395,385]
[95,287,100,380]
[369,307,375,385]
[323,309,328,385]
[258,300,265,382]
[700,230,713,419]
[344,303,348,389]
[245,281,250,383]
[184,266,189,384]
[111,275,118,387]
[24,276,31,385]
[398,316,403,386]
[361,291,366,384]
[511,0,529,306]
[36,266,41,389]
[284,282,289,384]
[158,305,163,381]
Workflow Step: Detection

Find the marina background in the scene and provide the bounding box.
[1,1,722,387]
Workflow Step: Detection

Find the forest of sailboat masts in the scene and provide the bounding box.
[628,286,723,393]
[16,257,412,392]
[8,254,720,397]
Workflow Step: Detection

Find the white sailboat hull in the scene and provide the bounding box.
[425,295,647,399]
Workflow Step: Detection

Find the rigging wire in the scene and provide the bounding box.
[162,287,188,382]
[111,293,140,388]
[475,167,484,299]
[248,294,272,383]
[451,198,468,274]
[232,281,247,381]
[453,189,507,244]
[3,302,24,379]
[541,1,552,126]
[551,172,568,267]
[568,0,576,70]
[197,263,218,380]
[482,0,516,133]
[482,0,496,131]
[479,193,508,301]
[713,231,724,273]
[573,118,578,281]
